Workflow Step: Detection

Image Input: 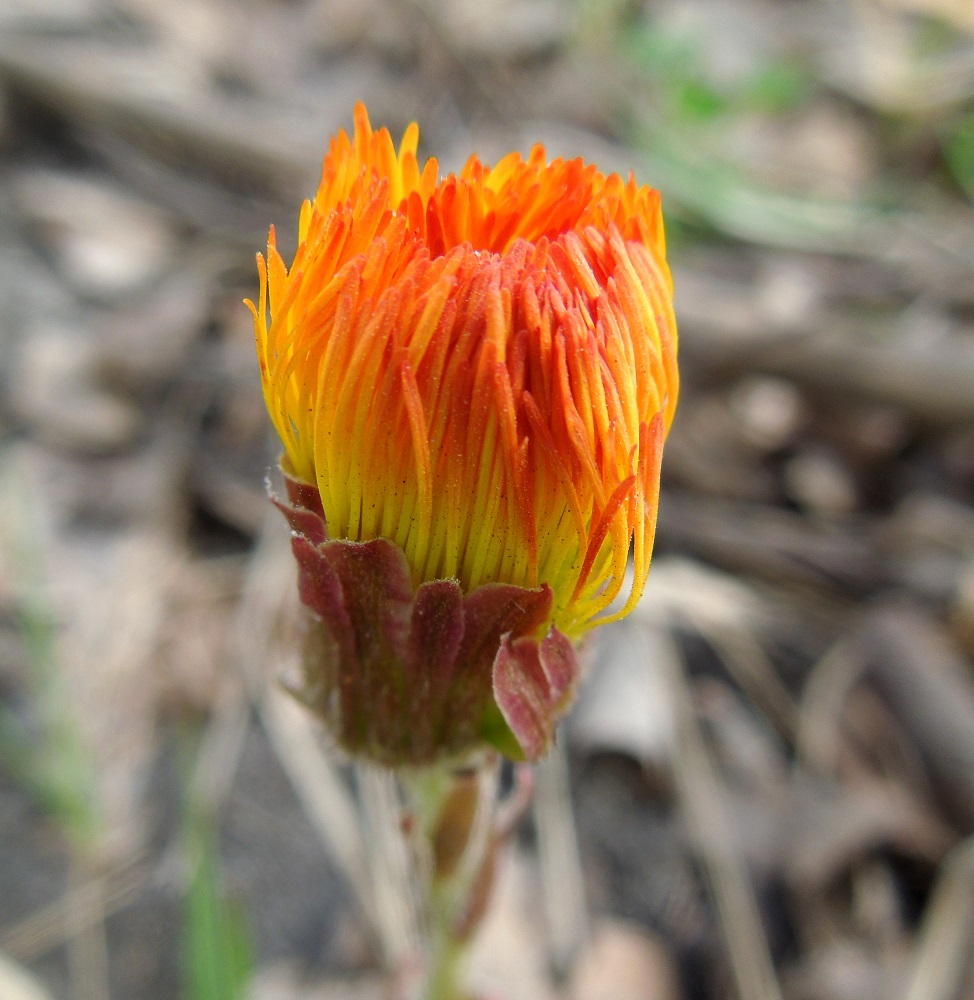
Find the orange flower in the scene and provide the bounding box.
[248,105,677,762]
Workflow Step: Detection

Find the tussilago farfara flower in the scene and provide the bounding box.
[248,104,677,764]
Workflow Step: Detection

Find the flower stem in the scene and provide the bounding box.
[424,919,465,1000]
[402,754,501,1000]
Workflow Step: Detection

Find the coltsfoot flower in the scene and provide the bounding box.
[249,104,678,764]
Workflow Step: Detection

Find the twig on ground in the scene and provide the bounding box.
[655,624,786,1000]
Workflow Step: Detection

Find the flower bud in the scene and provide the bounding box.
[249,105,678,764]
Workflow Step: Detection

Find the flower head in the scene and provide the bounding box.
[249,104,677,763]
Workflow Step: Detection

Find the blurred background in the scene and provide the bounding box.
[2,0,974,998]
